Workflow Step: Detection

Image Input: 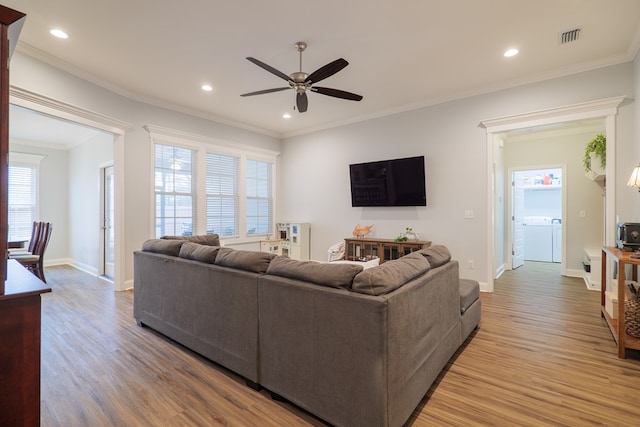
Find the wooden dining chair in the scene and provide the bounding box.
[9,221,42,258]
[13,222,53,282]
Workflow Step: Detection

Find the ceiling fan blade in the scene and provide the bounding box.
[312,86,363,101]
[246,57,290,82]
[305,58,349,84]
[296,92,308,113]
[241,87,290,97]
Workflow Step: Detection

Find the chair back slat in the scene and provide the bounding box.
[33,222,52,257]
[27,221,42,253]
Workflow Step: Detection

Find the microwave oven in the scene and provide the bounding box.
[617,223,640,250]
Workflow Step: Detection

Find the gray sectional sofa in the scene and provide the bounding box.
[133,236,481,427]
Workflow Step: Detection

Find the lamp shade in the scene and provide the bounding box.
[627,165,640,190]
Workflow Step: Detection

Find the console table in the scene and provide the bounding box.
[344,237,431,264]
[600,246,640,358]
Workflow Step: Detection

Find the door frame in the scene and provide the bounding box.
[507,165,567,273]
[10,86,131,291]
[480,96,625,293]
[99,162,114,278]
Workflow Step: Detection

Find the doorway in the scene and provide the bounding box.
[511,167,563,270]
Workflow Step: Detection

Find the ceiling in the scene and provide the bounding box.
[4,0,640,139]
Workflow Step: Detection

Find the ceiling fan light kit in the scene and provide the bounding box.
[241,41,363,113]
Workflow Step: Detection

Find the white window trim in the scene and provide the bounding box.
[145,124,280,243]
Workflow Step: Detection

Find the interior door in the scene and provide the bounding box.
[103,166,115,278]
[512,173,525,269]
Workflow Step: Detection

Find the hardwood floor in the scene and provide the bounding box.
[40,262,640,426]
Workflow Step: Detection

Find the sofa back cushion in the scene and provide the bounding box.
[352,252,430,295]
[266,256,363,290]
[214,247,275,273]
[161,234,221,246]
[417,245,451,267]
[142,239,184,257]
[178,242,221,264]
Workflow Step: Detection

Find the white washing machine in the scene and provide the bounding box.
[524,216,553,262]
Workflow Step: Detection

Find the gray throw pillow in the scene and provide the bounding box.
[141,239,184,257]
[266,256,363,290]
[161,234,221,246]
[179,242,220,264]
[214,247,275,273]
[352,252,430,296]
[418,245,451,267]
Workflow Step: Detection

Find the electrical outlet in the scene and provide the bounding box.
[467,260,474,269]
[464,210,474,219]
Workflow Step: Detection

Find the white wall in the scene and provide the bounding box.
[9,141,69,262]
[280,63,636,285]
[68,133,113,273]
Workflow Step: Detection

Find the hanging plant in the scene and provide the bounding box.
[583,134,606,173]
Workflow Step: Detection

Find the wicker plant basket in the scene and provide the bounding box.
[625,292,640,338]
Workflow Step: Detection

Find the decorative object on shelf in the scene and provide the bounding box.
[352,224,374,238]
[626,164,640,191]
[624,284,640,338]
[395,227,419,242]
[583,134,606,173]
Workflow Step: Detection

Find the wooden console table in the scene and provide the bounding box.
[600,246,640,358]
[0,260,51,426]
[344,237,431,264]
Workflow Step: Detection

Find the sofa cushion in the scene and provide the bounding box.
[178,242,221,264]
[161,234,221,246]
[460,278,480,314]
[418,245,451,267]
[266,256,363,290]
[352,252,430,296]
[214,247,275,273]
[141,239,184,257]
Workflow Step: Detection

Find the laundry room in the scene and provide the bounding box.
[515,168,563,263]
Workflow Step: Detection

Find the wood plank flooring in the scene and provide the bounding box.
[39,262,640,426]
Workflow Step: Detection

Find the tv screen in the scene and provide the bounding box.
[349,156,426,207]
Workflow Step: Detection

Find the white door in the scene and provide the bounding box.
[102,166,115,278]
[512,173,525,269]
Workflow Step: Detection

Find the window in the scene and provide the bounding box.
[246,159,272,235]
[206,153,239,237]
[148,126,278,241]
[8,153,45,241]
[154,144,196,238]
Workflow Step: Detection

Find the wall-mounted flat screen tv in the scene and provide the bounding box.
[349,156,426,207]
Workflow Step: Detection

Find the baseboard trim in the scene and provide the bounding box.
[565,268,584,278]
[495,263,506,279]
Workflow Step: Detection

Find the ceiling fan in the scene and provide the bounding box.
[241,42,363,113]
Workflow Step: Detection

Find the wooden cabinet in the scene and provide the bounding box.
[0,260,51,426]
[600,246,640,358]
[344,237,431,264]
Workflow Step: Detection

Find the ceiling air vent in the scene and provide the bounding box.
[559,27,581,44]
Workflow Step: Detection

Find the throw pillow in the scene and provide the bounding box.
[141,239,184,257]
[418,245,451,267]
[178,242,220,264]
[266,256,363,290]
[352,252,430,296]
[214,247,275,273]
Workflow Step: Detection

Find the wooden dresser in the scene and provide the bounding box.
[344,237,431,264]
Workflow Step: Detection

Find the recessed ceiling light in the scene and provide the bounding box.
[50,29,69,39]
[201,84,213,92]
[504,48,519,58]
[283,113,291,119]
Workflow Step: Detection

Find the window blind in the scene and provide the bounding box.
[206,153,239,237]
[154,143,196,238]
[246,159,272,235]
[8,165,37,241]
